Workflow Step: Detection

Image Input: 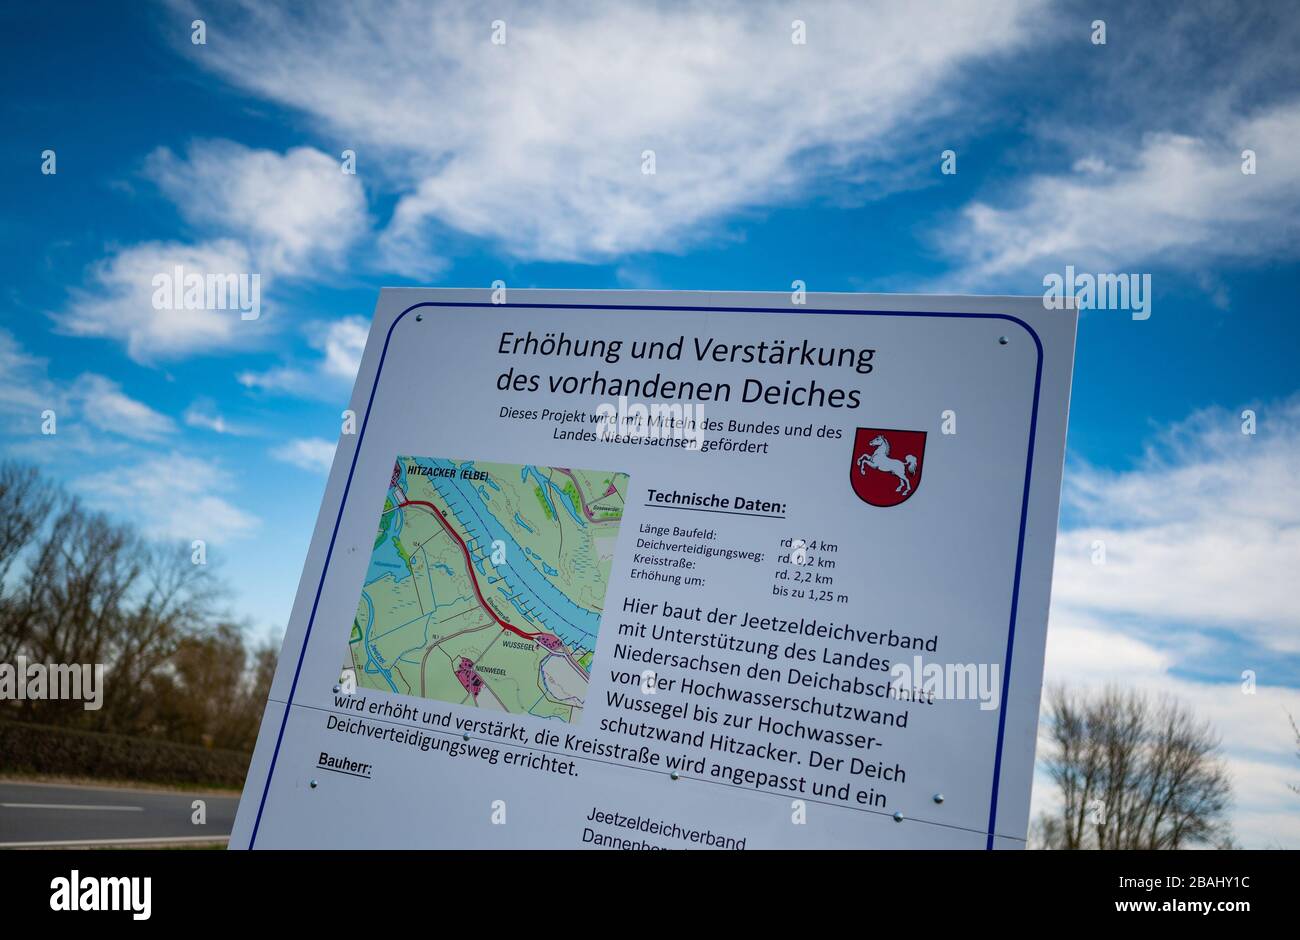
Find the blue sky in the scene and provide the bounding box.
[2,0,1298,845]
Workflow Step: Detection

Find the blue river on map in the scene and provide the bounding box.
[365,492,409,585]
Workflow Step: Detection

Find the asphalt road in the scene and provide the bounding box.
[0,781,238,848]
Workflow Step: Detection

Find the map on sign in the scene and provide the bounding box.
[348,456,629,723]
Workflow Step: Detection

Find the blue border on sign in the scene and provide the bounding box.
[247,300,1046,851]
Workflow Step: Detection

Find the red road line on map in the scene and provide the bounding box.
[397,498,543,641]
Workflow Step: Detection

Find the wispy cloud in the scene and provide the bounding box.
[271,437,337,474]
[145,140,367,276]
[1053,397,1300,654]
[51,141,366,363]
[76,452,261,543]
[51,239,258,363]
[1,330,259,549]
[0,329,174,449]
[183,398,253,436]
[938,100,1300,288]
[238,316,367,398]
[0,328,58,419]
[166,0,1048,265]
[73,374,176,441]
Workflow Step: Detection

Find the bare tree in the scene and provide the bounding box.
[1027,813,1064,851]
[142,623,280,751]
[1038,684,1233,849]
[0,462,57,663]
[0,460,276,752]
[0,463,53,590]
[1,498,142,719]
[98,541,222,734]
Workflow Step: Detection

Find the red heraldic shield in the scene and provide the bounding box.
[850,428,927,507]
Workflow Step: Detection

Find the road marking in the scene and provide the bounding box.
[1,802,144,811]
[0,835,230,848]
[0,780,240,799]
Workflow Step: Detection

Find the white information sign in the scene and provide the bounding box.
[232,289,1077,849]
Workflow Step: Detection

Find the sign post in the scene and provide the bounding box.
[232,289,1077,849]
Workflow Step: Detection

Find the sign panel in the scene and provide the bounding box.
[232,289,1077,849]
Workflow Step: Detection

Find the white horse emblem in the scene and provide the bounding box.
[856,434,919,495]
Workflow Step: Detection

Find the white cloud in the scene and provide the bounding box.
[1041,609,1174,679]
[271,437,337,474]
[238,316,368,398]
[146,141,367,276]
[51,239,258,363]
[0,328,55,418]
[0,329,175,451]
[167,0,1047,263]
[317,316,368,381]
[1053,397,1300,653]
[72,374,175,441]
[940,100,1300,286]
[76,453,260,543]
[236,364,313,398]
[0,333,257,551]
[183,399,251,436]
[52,141,367,364]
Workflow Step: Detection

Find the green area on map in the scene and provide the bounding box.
[347,456,628,723]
